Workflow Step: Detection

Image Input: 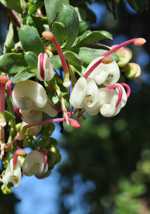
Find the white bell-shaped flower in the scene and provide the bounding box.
[99,84,127,117]
[84,78,101,115]
[22,150,47,177]
[69,77,87,108]
[2,159,21,187]
[37,53,54,81]
[86,56,120,86]
[20,100,58,124]
[12,80,47,110]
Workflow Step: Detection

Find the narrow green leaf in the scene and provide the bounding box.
[4,21,14,52]
[70,65,86,76]
[0,53,27,74]
[1,0,22,13]
[78,21,90,36]
[5,111,15,122]
[24,51,38,69]
[12,67,37,83]
[74,30,113,47]
[63,51,82,66]
[19,25,44,55]
[75,7,87,21]
[28,1,44,15]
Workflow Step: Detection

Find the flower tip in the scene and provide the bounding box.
[63,80,71,88]
[15,148,26,156]
[0,76,9,83]
[101,57,113,64]
[70,118,82,129]
[134,38,146,46]
[42,31,54,40]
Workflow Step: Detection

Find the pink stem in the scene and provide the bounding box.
[38,149,48,167]
[0,126,4,141]
[48,100,62,112]
[52,36,69,73]
[40,54,45,80]
[13,153,18,165]
[14,106,23,118]
[106,85,123,108]
[120,83,131,98]
[47,82,54,92]
[0,83,5,112]
[5,133,19,149]
[7,80,12,98]
[84,38,145,79]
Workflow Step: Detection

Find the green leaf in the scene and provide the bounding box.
[19,25,44,55]
[4,21,14,52]
[1,0,22,13]
[74,30,113,47]
[0,53,27,74]
[72,47,119,65]
[5,111,15,122]
[63,51,82,66]
[24,51,38,69]
[32,17,49,35]
[78,21,90,36]
[12,67,37,83]
[70,65,86,76]
[127,0,148,11]
[50,55,62,69]
[28,1,44,15]
[44,0,69,26]
[52,22,66,46]
[61,4,79,48]
[75,7,87,21]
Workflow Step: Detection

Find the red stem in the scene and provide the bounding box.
[7,80,12,98]
[52,36,69,73]
[120,83,131,98]
[106,85,123,108]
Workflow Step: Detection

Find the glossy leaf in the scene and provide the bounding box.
[72,47,119,65]
[4,21,14,52]
[44,0,69,26]
[75,7,87,21]
[74,30,113,47]
[0,53,27,74]
[63,51,82,66]
[28,1,44,15]
[24,51,38,69]
[70,65,86,76]
[5,111,15,122]
[19,25,44,55]
[32,17,49,35]
[52,22,66,46]
[1,0,22,13]
[78,21,90,36]
[12,67,37,83]
[50,55,62,69]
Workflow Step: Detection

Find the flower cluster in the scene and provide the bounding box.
[0,29,146,193]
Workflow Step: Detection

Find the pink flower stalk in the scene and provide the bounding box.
[13,148,26,166]
[106,84,123,108]
[84,38,146,79]
[7,80,23,118]
[42,31,71,88]
[38,149,48,167]
[120,83,131,98]
[39,53,45,79]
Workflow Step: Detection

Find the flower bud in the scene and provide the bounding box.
[123,63,141,79]
[37,53,54,81]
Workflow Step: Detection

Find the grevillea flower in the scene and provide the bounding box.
[12,80,47,110]
[22,150,50,178]
[20,101,58,124]
[99,84,127,117]
[2,159,21,187]
[37,53,54,81]
[85,56,120,86]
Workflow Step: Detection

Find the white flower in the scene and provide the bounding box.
[37,53,54,81]
[99,84,127,117]
[20,100,58,124]
[2,159,21,187]
[86,56,120,86]
[22,150,50,178]
[12,80,47,110]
